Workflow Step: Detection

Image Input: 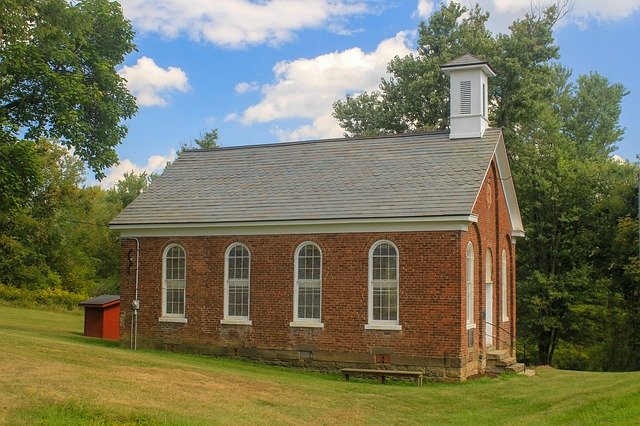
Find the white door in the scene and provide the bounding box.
[485,283,493,347]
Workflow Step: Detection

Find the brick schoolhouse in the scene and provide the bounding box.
[110,54,525,380]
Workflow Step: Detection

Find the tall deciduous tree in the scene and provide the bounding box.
[0,0,137,177]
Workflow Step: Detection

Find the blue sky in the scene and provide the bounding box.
[96,0,640,187]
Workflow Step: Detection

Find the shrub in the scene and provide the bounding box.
[0,284,86,310]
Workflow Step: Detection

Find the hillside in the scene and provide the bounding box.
[1,306,639,424]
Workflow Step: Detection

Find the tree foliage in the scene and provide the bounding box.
[333,2,640,369]
[0,140,136,297]
[0,0,137,177]
[177,129,220,156]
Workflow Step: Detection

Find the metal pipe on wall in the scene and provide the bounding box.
[120,237,140,350]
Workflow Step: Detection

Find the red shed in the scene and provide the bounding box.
[79,295,120,340]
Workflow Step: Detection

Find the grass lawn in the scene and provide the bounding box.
[1,306,639,425]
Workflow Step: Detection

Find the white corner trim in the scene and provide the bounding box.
[470,132,525,238]
[364,323,402,331]
[159,316,187,323]
[220,318,253,326]
[289,321,324,328]
[466,322,476,330]
[494,135,525,237]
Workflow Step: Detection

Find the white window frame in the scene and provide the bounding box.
[290,242,324,328]
[501,249,508,322]
[365,240,401,331]
[466,242,475,330]
[160,243,187,323]
[221,243,252,326]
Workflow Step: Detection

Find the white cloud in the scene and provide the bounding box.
[224,112,239,122]
[118,57,190,107]
[414,0,435,19]
[98,150,177,189]
[239,31,414,141]
[119,0,370,48]
[471,0,640,33]
[611,154,627,164]
[235,81,259,94]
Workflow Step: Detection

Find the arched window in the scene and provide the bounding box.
[466,242,474,329]
[224,243,251,323]
[367,240,400,330]
[292,242,322,325]
[485,249,494,346]
[163,244,186,319]
[486,250,493,284]
[501,249,508,321]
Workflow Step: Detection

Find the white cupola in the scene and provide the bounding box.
[440,54,496,139]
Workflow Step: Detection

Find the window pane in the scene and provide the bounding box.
[371,241,398,323]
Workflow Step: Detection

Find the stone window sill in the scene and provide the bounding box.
[466,323,476,330]
[364,323,402,331]
[220,318,253,326]
[289,321,324,328]
[159,316,187,323]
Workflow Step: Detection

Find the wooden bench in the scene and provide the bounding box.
[341,368,423,385]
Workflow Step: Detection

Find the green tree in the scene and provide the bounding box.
[108,171,153,209]
[333,3,561,137]
[177,129,220,156]
[194,129,219,149]
[0,0,137,177]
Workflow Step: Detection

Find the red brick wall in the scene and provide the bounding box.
[464,159,516,369]
[118,157,517,377]
[120,231,464,358]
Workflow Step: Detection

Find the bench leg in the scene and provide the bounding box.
[380,375,386,384]
[343,373,350,381]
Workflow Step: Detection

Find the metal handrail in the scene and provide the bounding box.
[484,320,516,350]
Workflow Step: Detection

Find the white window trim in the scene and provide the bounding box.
[222,243,251,324]
[161,243,186,321]
[501,249,509,322]
[466,242,475,330]
[366,240,401,330]
[292,241,323,326]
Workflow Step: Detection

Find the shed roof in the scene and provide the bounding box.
[79,295,120,308]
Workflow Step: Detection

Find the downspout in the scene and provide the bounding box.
[120,237,140,350]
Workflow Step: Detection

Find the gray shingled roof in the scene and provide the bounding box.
[110,129,502,226]
[441,53,488,68]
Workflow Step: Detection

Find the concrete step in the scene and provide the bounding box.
[486,349,509,361]
[490,356,516,367]
[505,362,525,373]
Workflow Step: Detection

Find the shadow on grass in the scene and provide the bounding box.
[59,332,120,348]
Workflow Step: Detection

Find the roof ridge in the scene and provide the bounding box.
[183,129,459,154]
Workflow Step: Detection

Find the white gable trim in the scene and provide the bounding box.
[472,132,525,237]
[113,215,479,238]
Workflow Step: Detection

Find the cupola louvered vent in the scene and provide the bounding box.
[460,80,471,115]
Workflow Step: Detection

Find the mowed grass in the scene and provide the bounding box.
[1,306,640,425]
